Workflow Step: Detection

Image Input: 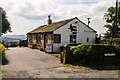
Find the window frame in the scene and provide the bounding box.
[36,34,41,43]
[87,38,89,42]
[29,35,32,43]
[54,34,61,43]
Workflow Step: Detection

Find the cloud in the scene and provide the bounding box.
[0,0,115,35]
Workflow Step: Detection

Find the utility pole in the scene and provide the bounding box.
[114,0,118,38]
[87,18,91,27]
[119,1,120,7]
[0,8,2,43]
[0,8,2,80]
[118,1,120,37]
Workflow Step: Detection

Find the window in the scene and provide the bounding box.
[87,38,89,42]
[29,35,32,43]
[70,35,76,43]
[54,34,61,43]
[36,34,41,43]
[33,34,36,39]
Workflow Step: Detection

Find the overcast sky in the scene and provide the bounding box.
[0,0,116,35]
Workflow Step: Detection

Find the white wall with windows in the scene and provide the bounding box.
[53,18,96,52]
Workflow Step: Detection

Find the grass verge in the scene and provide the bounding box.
[64,64,120,70]
[51,54,60,58]
[64,64,96,70]
[0,66,5,73]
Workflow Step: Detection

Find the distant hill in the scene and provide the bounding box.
[0,35,27,43]
[2,35,27,40]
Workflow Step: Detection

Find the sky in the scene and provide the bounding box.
[0,0,116,35]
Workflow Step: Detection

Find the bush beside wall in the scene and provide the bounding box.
[0,43,7,65]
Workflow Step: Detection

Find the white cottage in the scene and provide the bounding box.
[27,16,97,52]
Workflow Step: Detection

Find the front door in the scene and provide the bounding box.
[44,34,47,48]
[70,35,76,43]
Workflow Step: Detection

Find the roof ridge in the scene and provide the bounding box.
[49,17,77,24]
[35,17,77,27]
[27,17,78,34]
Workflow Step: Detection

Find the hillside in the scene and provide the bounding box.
[0,35,27,43]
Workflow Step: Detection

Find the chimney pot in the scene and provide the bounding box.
[47,15,52,26]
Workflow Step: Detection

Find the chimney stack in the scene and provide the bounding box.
[47,15,52,26]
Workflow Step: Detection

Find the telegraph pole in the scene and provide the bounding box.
[0,8,2,43]
[114,0,118,38]
[87,18,91,27]
[0,8,2,80]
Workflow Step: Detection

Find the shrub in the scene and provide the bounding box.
[5,42,19,47]
[0,43,6,65]
[32,43,38,49]
[0,44,5,64]
[70,44,120,68]
[101,38,120,45]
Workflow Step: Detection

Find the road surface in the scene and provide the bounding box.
[2,47,62,72]
[2,47,119,78]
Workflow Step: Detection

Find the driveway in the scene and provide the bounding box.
[2,47,119,78]
[2,47,62,72]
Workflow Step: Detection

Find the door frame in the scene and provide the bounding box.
[44,34,47,48]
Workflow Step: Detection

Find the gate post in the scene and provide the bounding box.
[63,44,71,64]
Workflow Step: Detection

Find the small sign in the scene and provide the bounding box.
[104,53,115,56]
[46,43,52,52]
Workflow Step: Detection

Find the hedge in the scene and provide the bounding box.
[101,38,120,45]
[0,43,7,65]
[5,42,19,47]
[70,44,120,69]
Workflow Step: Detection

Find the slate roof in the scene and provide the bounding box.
[28,17,96,34]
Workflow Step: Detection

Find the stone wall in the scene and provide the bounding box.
[47,33,52,44]
[27,33,53,51]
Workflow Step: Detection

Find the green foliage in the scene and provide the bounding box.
[5,42,19,47]
[103,6,120,38]
[0,43,6,64]
[51,54,60,58]
[70,44,120,69]
[32,43,38,49]
[108,38,120,41]
[102,38,120,45]
[0,7,11,34]
[64,64,94,70]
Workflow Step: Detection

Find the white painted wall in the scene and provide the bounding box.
[53,18,96,52]
[77,19,96,44]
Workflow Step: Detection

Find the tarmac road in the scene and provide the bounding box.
[2,47,62,72]
[2,47,119,78]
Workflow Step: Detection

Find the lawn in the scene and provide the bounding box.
[51,54,60,58]
[64,64,96,70]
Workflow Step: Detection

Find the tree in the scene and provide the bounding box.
[103,6,120,38]
[0,7,11,35]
